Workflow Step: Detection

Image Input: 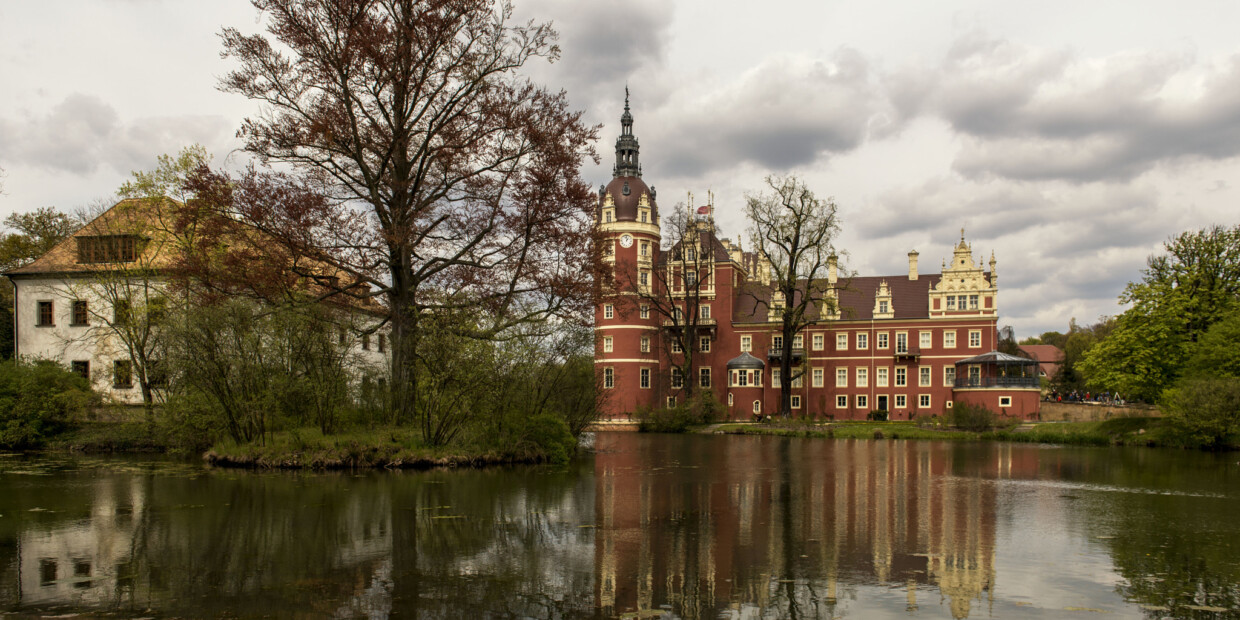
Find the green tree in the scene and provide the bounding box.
[1181,310,1240,379]
[1080,225,1240,400]
[1162,376,1240,449]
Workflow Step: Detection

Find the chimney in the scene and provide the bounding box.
[908,250,919,281]
[828,254,838,285]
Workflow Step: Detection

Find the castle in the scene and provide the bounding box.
[594,94,1040,421]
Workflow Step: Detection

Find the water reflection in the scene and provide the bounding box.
[1,438,1238,618]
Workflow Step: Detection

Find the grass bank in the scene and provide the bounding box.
[203,426,572,469]
[709,417,1233,449]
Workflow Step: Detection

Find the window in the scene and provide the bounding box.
[791,395,802,409]
[362,334,371,350]
[772,368,781,385]
[72,301,89,326]
[856,395,868,409]
[71,360,90,380]
[700,304,711,319]
[37,301,54,326]
[836,395,847,408]
[919,367,931,387]
[944,366,956,386]
[969,365,981,383]
[896,332,908,353]
[920,331,932,349]
[604,367,614,389]
[857,368,868,388]
[671,339,683,353]
[970,295,980,310]
[640,304,649,319]
[753,400,762,414]
[378,334,386,353]
[944,331,956,348]
[728,393,734,406]
[640,241,649,256]
[836,368,848,388]
[734,369,748,387]
[946,400,954,409]
[999,396,1012,407]
[114,299,131,326]
[856,333,868,349]
[879,300,889,314]
[754,370,763,386]
[792,372,803,388]
[671,368,684,389]
[700,367,711,388]
[640,368,650,389]
[603,304,614,319]
[113,360,133,389]
[895,367,907,387]
[813,333,824,350]
[603,336,613,353]
[668,396,678,408]
[877,367,889,387]
[741,335,752,352]
[836,333,848,350]
[76,235,140,263]
[640,271,649,287]
[895,394,907,408]
[877,333,889,349]
[947,295,956,310]
[919,394,931,408]
[793,334,803,349]
[812,367,824,387]
[641,211,648,223]
[699,337,711,353]
[673,307,684,322]
[685,247,695,262]
[641,336,650,353]
[969,330,982,348]
[685,270,697,286]
[772,335,783,351]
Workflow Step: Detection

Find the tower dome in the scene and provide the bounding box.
[599,88,658,223]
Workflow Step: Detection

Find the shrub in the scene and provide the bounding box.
[0,360,99,449]
[946,402,998,432]
[493,413,577,464]
[636,393,719,433]
[866,409,889,421]
[1162,376,1240,449]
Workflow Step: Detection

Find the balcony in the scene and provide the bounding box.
[894,347,920,362]
[954,377,1040,389]
[766,347,805,363]
[662,317,717,335]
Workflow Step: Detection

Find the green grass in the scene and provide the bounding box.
[47,421,171,453]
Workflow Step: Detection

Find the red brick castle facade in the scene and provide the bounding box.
[594,95,1040,421]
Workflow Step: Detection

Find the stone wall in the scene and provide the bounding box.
[1039,401,1160,422]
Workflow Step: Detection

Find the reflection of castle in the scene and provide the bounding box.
[594,434,1032,619]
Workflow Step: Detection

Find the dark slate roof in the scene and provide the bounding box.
[658,229,733,267]
[954,351,1036,365]
[731,274,945,323]
[726,352,766,370]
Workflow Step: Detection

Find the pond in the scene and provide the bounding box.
[1,433,1237,618]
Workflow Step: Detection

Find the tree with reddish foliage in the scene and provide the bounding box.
[216,0,600,433]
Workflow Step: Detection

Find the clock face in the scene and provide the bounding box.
[619,234,634,248]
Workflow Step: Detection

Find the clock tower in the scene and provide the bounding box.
[596,90,662,418]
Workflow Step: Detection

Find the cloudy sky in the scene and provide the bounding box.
[3,1,1239,337]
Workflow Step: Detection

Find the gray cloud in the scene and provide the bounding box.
[892,31,1240,183]
[647,49,893,178]
[0,93,229,177]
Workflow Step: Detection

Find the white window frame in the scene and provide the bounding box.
[836,368,848,388]
[944,331,956,348]
[753,400,762,414]
[641,336,650,353]
[877,367,889,387]
[999,396,1012,408]
[772,368,782,386]
[671,368,684,389]
[836,395,848,408]
[604,367,614,389]
[944,366,956,387]
[812,367,824,388]
[812,333,824,351]
[895,394,907,408]
[946,400,954,409]
[947,295,956,310]
[671,339,683,353]
[836,333,848,350]
[895,367,907,387]
[919,394,931,408]
[700,304,711,319]
[700,367,711,388]
[741,335,752,352]
[640,368,650,389]
[604,304,614,319]
[791,395,802,409]
[856,367,868,388]
[877,333,889,349]
[919,366,931,387]
[920,331,932,349]
[970,294,980,310]
[856,333,868,349]
[856,395,868,409]
[603,336,613,353]
[700,336,711,353]
[640,304,649,319]
[969,330,982,348]
[896,332,908,354]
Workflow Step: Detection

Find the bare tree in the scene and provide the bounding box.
[619,206,716,405]
[216,0,600,433]
[745,176,841,417]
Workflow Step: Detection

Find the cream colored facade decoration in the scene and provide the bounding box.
[873,280,894,319]
[929,230,998,317]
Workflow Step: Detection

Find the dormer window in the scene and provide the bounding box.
[77,235,141,263]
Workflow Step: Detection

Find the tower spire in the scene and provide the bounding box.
[614,88,641,177]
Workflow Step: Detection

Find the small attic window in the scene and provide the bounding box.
[77,235,141,263]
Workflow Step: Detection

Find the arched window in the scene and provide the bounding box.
[753,400,761,414]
